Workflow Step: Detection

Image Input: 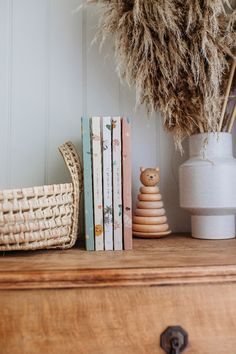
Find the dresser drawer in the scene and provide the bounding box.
[1,283,236,353]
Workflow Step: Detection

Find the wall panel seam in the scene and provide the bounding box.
[44,0,51,186]
[7,0,14,188]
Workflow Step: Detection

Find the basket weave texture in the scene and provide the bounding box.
[0,142,83,251]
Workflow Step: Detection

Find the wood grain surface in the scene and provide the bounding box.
[1,235,236,289]
[1,284,236,354]
[1,235,236,353]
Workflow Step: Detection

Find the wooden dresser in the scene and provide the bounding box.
[1,234,236,354]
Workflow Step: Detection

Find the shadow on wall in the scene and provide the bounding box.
[159,129,191,233]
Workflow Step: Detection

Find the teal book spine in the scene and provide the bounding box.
[82,116,95,251]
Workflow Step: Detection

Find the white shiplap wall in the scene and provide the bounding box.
[1,0,206,233]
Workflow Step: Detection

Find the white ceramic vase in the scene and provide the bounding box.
[179,133,236,240]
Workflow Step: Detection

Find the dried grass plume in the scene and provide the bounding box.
[88,0,236,148]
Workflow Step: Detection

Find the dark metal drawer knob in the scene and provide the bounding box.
[161,326,188,354]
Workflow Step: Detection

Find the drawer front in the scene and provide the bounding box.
[1,283,236,354]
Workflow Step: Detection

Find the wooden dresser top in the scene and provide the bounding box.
[1,234,236,289]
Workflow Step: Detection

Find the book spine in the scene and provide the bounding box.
[82,116,95,251]
[112,117,123,250]
[102,117,113,250]
[92,116,104,251]
[122,117,133,250]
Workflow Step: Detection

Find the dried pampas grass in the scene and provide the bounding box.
[88,0,236,148]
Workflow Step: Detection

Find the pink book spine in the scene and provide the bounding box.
[112,117,123,250]
[122,117,132,250]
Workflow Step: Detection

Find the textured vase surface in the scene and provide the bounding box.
[179,133,236,240]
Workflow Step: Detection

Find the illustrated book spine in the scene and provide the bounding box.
[81,116,95,251]
[92,116,104,251]
[102,116,113,250]
[112,117,123,250]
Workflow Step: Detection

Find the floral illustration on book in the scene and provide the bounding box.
[103,143,109,151]
[119,204,122,217]
[106,120,117,131]
[113,139,120,150]
[103,138,109,151]
[95,224,103,237]
[114,220,120,230]
[92,134,100,142]
[104,205,113,225]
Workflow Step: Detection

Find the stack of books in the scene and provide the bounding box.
[81,116,132,251]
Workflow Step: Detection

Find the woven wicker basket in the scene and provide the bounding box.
[0,142,83,251]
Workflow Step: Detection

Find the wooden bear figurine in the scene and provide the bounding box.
[132,167,171,238]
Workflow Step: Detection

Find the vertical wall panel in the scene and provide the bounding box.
[0,0,11,189]
[10,0,47,188]
[159,126,191,232]
[47,0,83,184]
[86,6,120,116]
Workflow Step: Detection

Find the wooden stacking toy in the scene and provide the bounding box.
[133,167,171,238]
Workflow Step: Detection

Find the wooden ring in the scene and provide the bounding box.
[140,186,159,194]
[135,208,166,217]
[138,194,161,202]
[137,201,163,209]
[133,216,167,225]
[132,223,169,232]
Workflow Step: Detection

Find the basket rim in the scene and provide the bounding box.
[0,182,73,195]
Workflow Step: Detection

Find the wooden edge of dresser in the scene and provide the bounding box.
[1,265,236,289]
